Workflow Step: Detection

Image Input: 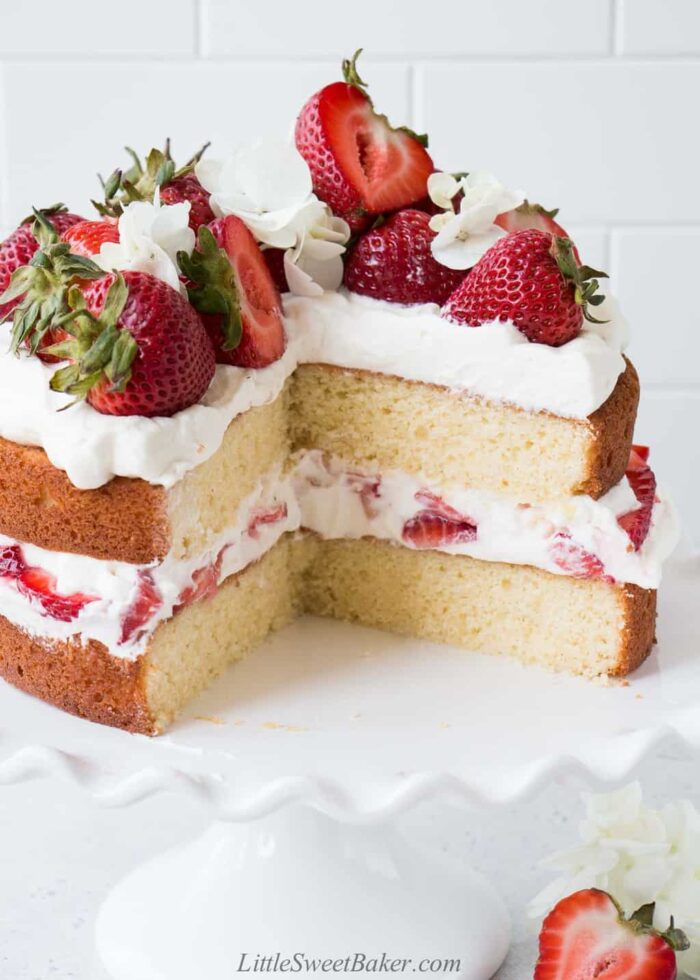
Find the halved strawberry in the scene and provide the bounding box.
[295,51,434,231]
[17,567,97,623]
[179,216,286,370]
[120,570,162,645]
[247,503,288,540]
[549,530,610,581]
[618,448,657,551]
[535,889,687,980]
[62,219,119,258]
[402,490,477,549]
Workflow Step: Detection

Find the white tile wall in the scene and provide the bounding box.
[0,0,696,542]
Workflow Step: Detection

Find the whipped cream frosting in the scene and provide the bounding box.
[0,455,678,659]
[0,288,628,490]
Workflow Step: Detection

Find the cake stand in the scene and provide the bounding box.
[0,551,697,980]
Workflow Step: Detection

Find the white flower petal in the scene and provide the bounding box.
[431,224,505,270]
[95,199,193,295]
[283,248,324,297]
[427,171,459,210]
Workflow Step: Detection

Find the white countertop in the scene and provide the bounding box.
[0,746,696,979]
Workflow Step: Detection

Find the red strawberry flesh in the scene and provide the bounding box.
[295,75,433,230]
[0,543,97,622]
[120,570,162,645]
[535,889,680,980]
[618,447,657,551]
[402,491,477,549]
[204,216,286,369]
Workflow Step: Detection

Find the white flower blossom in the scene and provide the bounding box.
[427,170,524,270]
[529,783,700,978]
[95,196,194,295]
[196,138,350,296]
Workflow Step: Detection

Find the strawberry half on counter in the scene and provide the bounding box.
[442,230,608,347]
[179,215,286,370]
[344,209,465,305]
[534,889,688,980]
[95,141,214,232]
[295,50,434,231]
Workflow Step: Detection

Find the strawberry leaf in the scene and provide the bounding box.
[177,226,243,352]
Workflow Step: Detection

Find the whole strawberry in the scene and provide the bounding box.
[95,142,214,232]
[442,230,607,347]
[295,51,433,231]
[535,889,688,980]
[0,205,84,320]
[344,209,465,305]
[62,219,119,257]
[159,172,214,231]
[49,271,216,417]
[179,216,286,370]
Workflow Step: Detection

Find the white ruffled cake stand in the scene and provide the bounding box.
[0,552,697,980]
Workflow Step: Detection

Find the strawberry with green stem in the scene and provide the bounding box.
[443,230,608,347]
[0,204,84,322]
[47,269,216,417]
[295,50,434,231]
[535,889,689,980]
[95,140,214,231]
[179,216,286,370]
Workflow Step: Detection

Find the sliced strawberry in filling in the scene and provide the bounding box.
[402,490,477,550]
[549,531,611,581]
[617,446,657,551]
[120,570,162,645]
[247,503,288,540]
[17,568,97,623]
[0,544,97,623]
[176,549,226,609]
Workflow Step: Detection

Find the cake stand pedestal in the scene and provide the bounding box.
[0,553,697,980]
[96,806,510,980]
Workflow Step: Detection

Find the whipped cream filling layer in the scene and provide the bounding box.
[0,454,678,659]
[0,289,627,490]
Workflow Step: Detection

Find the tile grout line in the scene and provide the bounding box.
[611,0,625,57]
[192,0,202,57]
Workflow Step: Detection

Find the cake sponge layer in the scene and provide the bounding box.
[0,540,296,733]
[290,362,638,503]
[0,535,656,733]
[300,536,656,679]
[0,355,638,562]
[0,394,288,564]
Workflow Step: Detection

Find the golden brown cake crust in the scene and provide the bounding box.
[581,357,640,498]
[613,582,658,676]
[0,614,156,734]
[0,436,170,564]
